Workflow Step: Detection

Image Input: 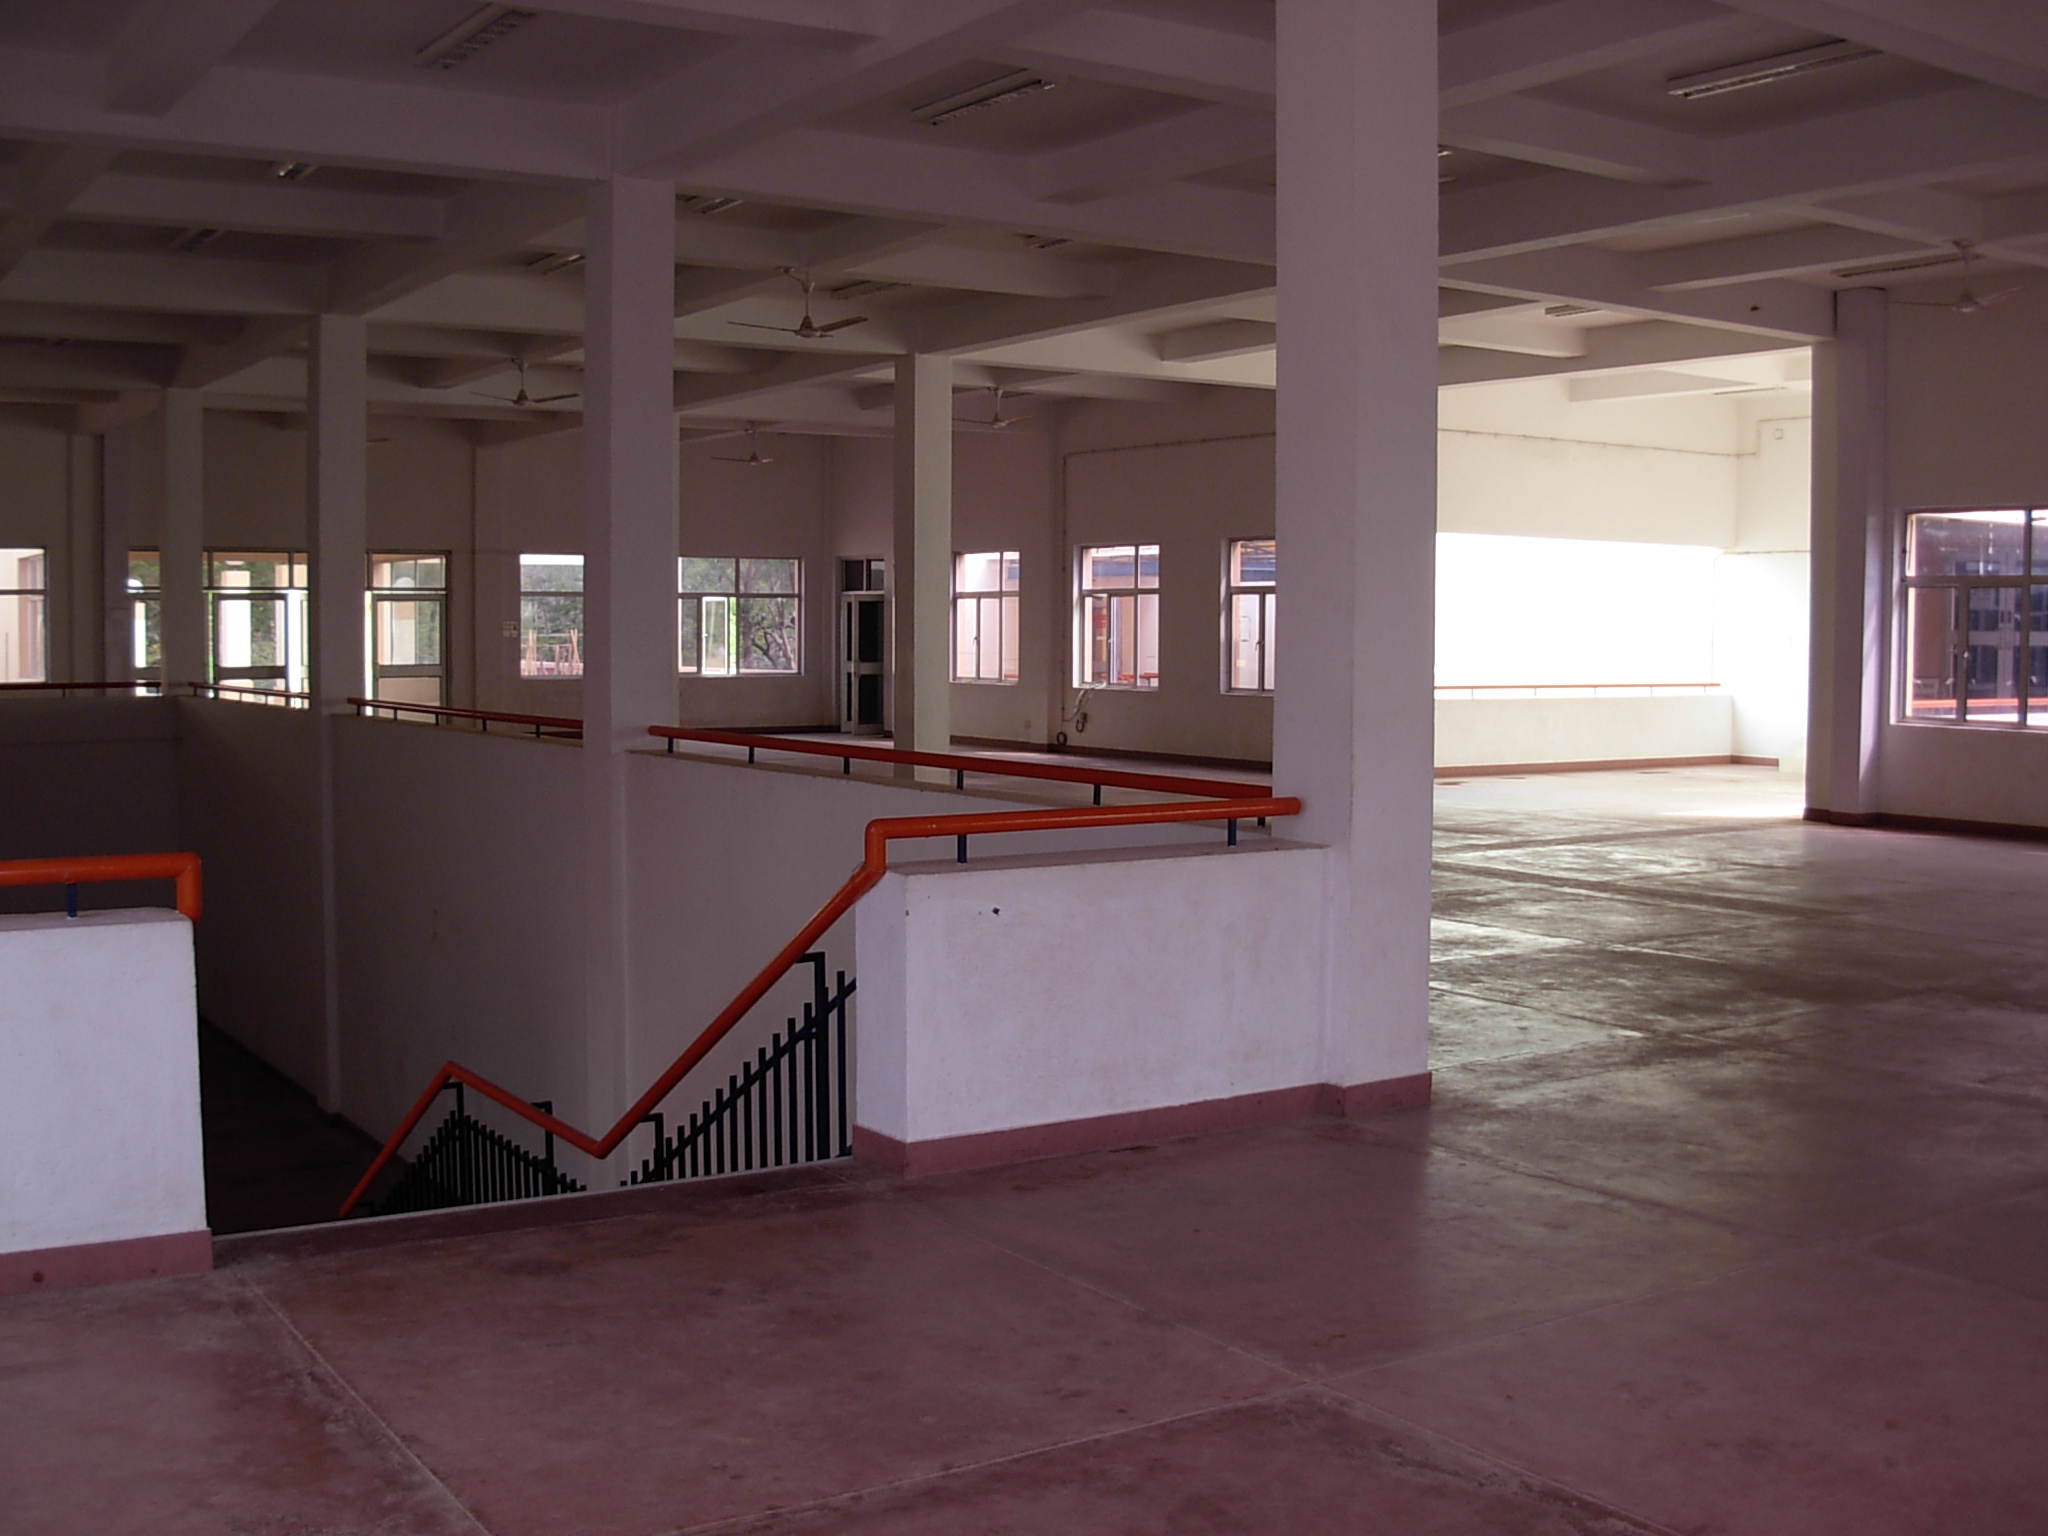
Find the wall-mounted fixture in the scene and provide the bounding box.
[416,5,535,71]
[913,69,1055,127]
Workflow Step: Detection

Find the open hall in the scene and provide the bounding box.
[2,2,2047,1532]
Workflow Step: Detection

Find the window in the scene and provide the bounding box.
[367,553,447,706]
[1077,544,1159,689]
[679,557,799,676]
[519,554,583,678]
[1224,538,1275,693]
[208,551,307,694]
[0,547,46,683]
[128,550,161,677]
[953,550,1020,683]
[1901,509,2048,727]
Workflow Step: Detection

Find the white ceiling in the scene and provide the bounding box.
[0,0,2040,434]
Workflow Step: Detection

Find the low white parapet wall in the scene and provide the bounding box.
[0,909,210,1293]
[1435,693,1736,772]
[854,840,1421,1176]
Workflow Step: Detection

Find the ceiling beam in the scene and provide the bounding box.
[0,247,319,315]
[0,301,240,346]
[1634,222,1940,287]
[619,0,1092,175]
[1441,0,1749,109]
[672,347,891,411]
[64,173,447,241]
[174,316,307,388]
[1440,97,1708,185]
[905,254,1273,355]
[104,0,289,115]
[1725,0,2048,102]
[1444,246,1837,338]
[324,182,585,315]
[1024,104,1273,203]
[1436,308,1588,357]
[1439,317,1805,387]
[0,143,119,281]
[1152,318,1274,362]
[1000,10,1275,107]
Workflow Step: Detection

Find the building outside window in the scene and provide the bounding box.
[678,557,800,676]
[1900,509,2048,728]
[518,554,583,678]
[1224,537,1275,693]
[128,550,161,678]
[1077,543,1159,689]
[953,550,1020,683]
[209,551,307,694]
[0,547,45,683]
[367,553,447,706]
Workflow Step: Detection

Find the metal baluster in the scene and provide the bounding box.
[836,974,852,1156]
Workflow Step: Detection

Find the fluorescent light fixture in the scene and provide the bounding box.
[1667,39,1880,100]
[169,227,222,253]
[269,161,316,181]
[1544,303,1596,318]
[528,250,583,276]
[913,70,1055,127]
[1834,250,1966,279]
[416,5,535,70]
[680,195,742,216]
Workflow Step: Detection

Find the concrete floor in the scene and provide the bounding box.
[9,765,2048,1534]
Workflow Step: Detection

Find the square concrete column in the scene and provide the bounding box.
[309,313,368,713]
[101,427,136,681]
[892,353,952,765]
[158,388,206,688]
[1271,0,1438,1106]
[581,176,679,1122]
[63,434,99,681]
[1806,287,1887,821]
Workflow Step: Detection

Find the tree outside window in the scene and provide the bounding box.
[519,554,583,678]
[679,557,800,676]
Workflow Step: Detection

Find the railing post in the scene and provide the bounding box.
[957,834,967,863]
[1228,818,1238,847]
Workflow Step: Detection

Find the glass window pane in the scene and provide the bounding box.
[1907,510,2026,578]
[128,551,160,591]
[678,596,700,673]
[1083,545,1135,591]
[737,595,798,672]
[375,598,442,667]
[679,557,736,594]
[956,550,1004,594]
[1135,591,1159,685]
[519,593,583,676]
[1262,592,1276,692]
[0,592,45,682]
[953,596,978,679]
[2032,586,2048,728]
[215,595,286,670]
[210,552,304,591]
[1136,545,1160,589]
[739,557,797,595]
[1963,584,2024,722]
[1230,592,1263,690]
[1903,586,1961,721]
[701,594,733,675]
[1231,538,1276,587]
[974,595,1000,680]
[1000,593,1020,681]
[520,553,584,594]
[134,597,161,670]
[1084,593,1109,685]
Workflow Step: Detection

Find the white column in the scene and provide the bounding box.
[1271,0,1439,1105]
[308,313,368,1111]
[581,176,679,1125]
[309,314,368,713]
[158,389,206,688]
[892,353,952,764]
[64,433,99,681]
[100,429,133,681]
[1805,287,1887,821]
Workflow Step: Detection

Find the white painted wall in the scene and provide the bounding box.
[855,842,1326,1146]
[1435,695,1733,770]
[0,910,206,1253]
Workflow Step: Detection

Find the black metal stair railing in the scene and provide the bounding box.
[367,952,852,1217]
[628,953,854,1186]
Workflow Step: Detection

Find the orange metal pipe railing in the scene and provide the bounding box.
[650,726,1265,801]
[349,697,585,736]
[338,793,1299,1217]
[0,852,202,921]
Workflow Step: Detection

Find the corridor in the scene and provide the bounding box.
[6,768,2047,1535]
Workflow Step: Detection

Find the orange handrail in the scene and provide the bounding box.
[0,852,202,921]
[0,680,163,695]
[349,697,584,736]
[650,726,1265,801]
[339,793,1299,1217]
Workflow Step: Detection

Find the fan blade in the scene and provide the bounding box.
[729,320,801,333]
[812,315,868,334]
[1980,286,2023,307]
[466,391,519,403]
[530,391,581,403]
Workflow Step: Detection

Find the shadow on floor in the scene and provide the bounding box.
[199,1023,399,1234]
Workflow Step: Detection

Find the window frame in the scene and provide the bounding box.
[1074,543,1161,691]
[366,551,449,706]
[0,546,48,685]
[206,549,308,694]
[678,556,802,678]
[127,548,162,679]
[951,549,1021,685]
[1898,508,2047,730]
[1221,537,1275,695]
[517,552,585,680]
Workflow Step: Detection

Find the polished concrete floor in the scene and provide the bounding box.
[9,766,2048,1534]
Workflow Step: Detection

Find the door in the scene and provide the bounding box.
[840,592,885,734]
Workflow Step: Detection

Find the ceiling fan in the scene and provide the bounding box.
[712,424,776,466]
[729,267,868,339]
[979,386,1036,429]
[469,357,580,407]
[1893,241,2022,315]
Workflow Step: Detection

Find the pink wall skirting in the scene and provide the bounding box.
[1807,806,2048,840]
[0,1229,211,1296]
[1438,753,1768,780]
[852,1073,1433,1178]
